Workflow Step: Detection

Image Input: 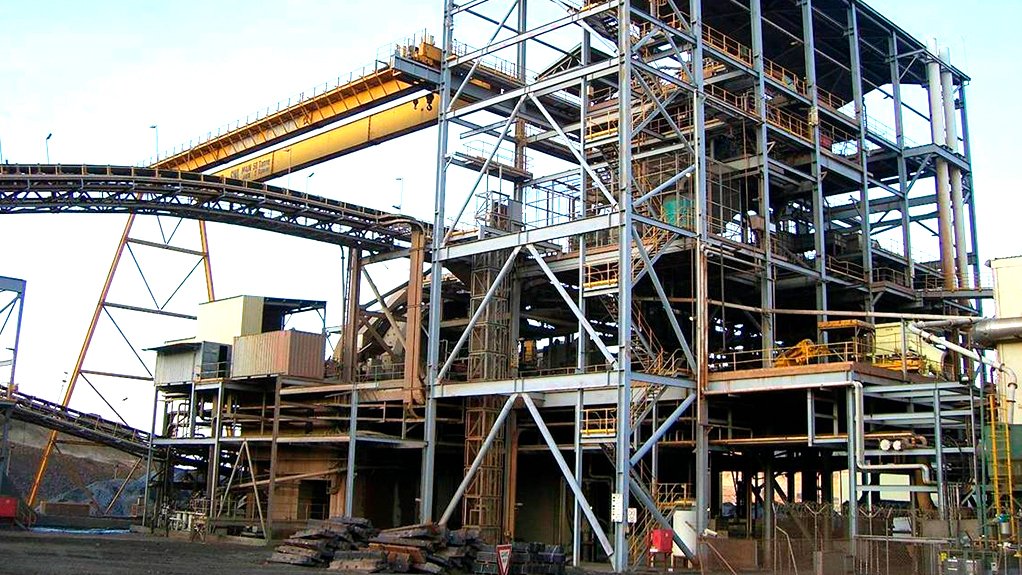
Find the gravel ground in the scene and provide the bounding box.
[0,530,312,575]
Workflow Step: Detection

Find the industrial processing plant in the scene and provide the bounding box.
[0,1,1019,574]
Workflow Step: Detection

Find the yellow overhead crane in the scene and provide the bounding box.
[153,39,474,183]
[156,39,445,175]
[211,95,443,182]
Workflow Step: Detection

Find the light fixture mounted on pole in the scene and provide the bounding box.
[150,125,159,164]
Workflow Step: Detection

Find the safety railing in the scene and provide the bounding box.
[524,176,580,227]
[583,261,620,292]
[356,362,405,383]
[764,59,807,95]
[197,361,230,381]
[474,191,516,233]
[710,339,942,376]
[872,267,911,289]
[702,22,753,66]
[462,140,533,174]
[826,257,865,282]
[705,83,753,115]
[816,87,848,116]
[710,340,866,372]
[915,268,994,292]
[581,407,618,438]
[653,482,693,508]
[767,106,812,142]
[517,362,614,379]
[449,39,533,83]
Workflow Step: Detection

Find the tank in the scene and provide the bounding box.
[663,196,694,230]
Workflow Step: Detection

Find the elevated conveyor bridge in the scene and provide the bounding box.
[1,385,154,459]
[0,164,425,253]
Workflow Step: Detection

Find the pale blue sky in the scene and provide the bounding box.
[0,1,1016,427]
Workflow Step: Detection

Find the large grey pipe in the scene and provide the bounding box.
[973,317,1022,348]
[940,47,968,286]
[908,322,1018,423]
[926,39,955,289]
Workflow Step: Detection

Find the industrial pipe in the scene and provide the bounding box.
[851,382,932,484]
[940,47,968,286]
[907,323,1018,386]
[908,322,1018,423]
[926,39,955,289]
[972,317,1022,348]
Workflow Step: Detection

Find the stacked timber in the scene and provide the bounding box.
[533,544,567,575]
[270,518,485,573]
[474,542,565,575]
[268,516,378,566]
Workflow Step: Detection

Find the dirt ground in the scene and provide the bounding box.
[0,530,312,575]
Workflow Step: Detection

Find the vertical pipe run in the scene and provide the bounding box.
[208,381,224,522]
[926,39,955,289]
[933,387,946,520]
[266,377,283,539]
[940,47,968,287]
[344,384,358,516]
[846,386,858,540]
[764,463,774,566]
[958,85,981,292]
[572,390,582,566]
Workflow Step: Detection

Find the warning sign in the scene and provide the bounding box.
[496,543,513,575]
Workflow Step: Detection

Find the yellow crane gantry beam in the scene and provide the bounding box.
[155,44,442,173]
[213,94,442,182]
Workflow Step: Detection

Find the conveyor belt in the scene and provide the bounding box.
[0,164,426,253]
[1,385,154,459]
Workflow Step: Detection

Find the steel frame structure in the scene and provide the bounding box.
[418,0,980,570]
[0,1,989,569]
[0,276,26,496]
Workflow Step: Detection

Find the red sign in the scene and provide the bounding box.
[496,544,513,575]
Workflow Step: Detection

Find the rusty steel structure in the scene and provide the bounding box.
[0,1,999,573]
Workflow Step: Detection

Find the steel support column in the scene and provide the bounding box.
[612,2,634,569]
[801,0,829,321]
[890,32,914,279]
[751,0,775,365]
[692,0,712,541]
[420,0,457,524]
[848,4,873,310]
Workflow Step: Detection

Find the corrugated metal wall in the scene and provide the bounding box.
[231,330,325,379]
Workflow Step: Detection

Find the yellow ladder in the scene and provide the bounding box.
[989,393,1017,542]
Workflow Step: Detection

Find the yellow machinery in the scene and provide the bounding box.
[773,339,827,367]
[873,322,946,376]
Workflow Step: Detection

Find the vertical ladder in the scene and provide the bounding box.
[989,393,1016,542]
